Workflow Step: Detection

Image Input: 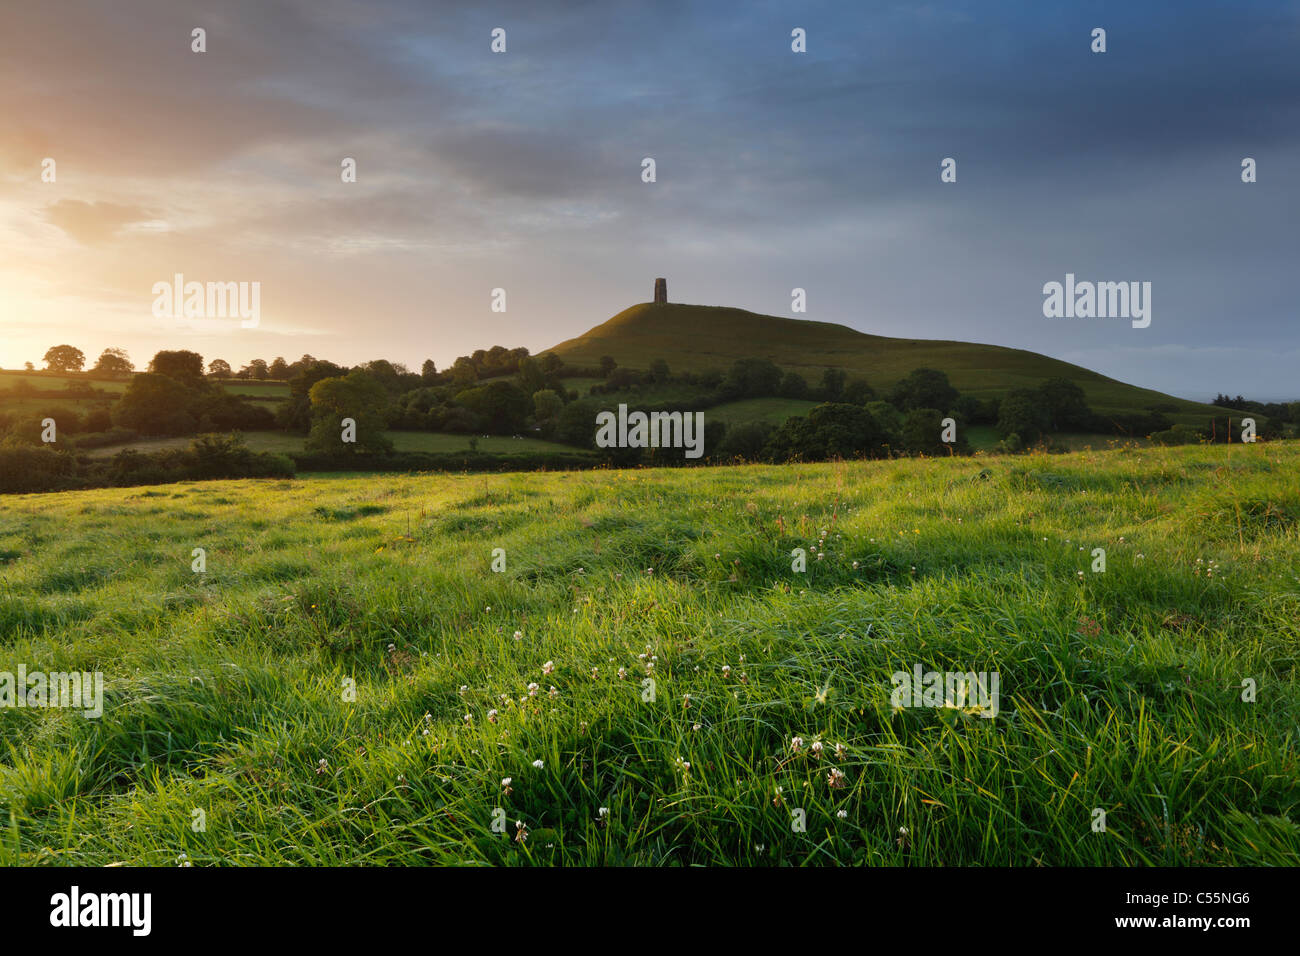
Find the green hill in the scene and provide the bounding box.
[545,302,1232,425]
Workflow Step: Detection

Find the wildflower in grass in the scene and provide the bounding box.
[722,664,731,677]
[852,561,859,569]
[532,759,544,769]
[897,826,910,849]
[501,777,513,796]
[773,786,784,807]
[591,667,599,678]
[692,723,701,731]
[527,682,539,697]
[515,820,529,843]
[388,644,396,652]
[837,810,848,819]
[548,686,559,699]
[683,693,691,709]
[513,631,523,641]
[598,807,609,818]
[827,768,846,789]
[834,743,846,761]
[177,852,192,867]
[791,736,804,753]
[463,714,472,724]
[316,758,328,775]
[542,660,555,676]
[487,709,498,723]
[811,740,824,756]
[459,685,468,694]
[674,756,691,777]
[617,667,628,680]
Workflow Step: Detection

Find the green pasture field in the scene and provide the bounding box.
[0,442,1296,865]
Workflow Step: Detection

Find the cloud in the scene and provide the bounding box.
[43,200,154,244]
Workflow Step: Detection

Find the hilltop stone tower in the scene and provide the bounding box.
[653,277,667,304]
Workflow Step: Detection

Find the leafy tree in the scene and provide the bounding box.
[723,358,783,399]
[241,359,270,381]
[207,359,232,378]
[532,389,563,426]
[819,367,847,401]
[537,353,564,376]
[43,345,86,373]
[997,388,1050,443]
[887,368,959,412]
[515,356,549,396]
[91,348,133,377]
[649,358,671,384]
[842,377,875,404]
[866,400,903,449]
[902,407,964,455]
[717,421,774,460]
[268,357,290,379]
[779,371,808,399]
[421,359,438,383]
[453,380,530,433]
[765,403,883,461]
[278,360,347,432]
[306,371,393,454]
[1037,378,1092,432]
[599,355,618,377]
[148,350,206,382]
[113,373,197,435]
[449,356,478,387]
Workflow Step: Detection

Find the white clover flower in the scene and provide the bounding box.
[836,809,848,819]
[791,736,804,752]
[532,759,544,769]
[542,661,555,675]
[513,630,523,641]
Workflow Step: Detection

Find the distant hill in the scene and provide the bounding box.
[544,302,1231,425]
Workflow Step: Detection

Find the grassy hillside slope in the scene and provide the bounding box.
[546,303,1232,425]
[1,443,1296,865]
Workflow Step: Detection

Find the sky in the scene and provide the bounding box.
[1,0,1297,400]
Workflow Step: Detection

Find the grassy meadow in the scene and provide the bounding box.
[548,303,1234,426]
[0,442,1297,865]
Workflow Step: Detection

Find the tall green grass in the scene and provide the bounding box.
[0,442,1296,865]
